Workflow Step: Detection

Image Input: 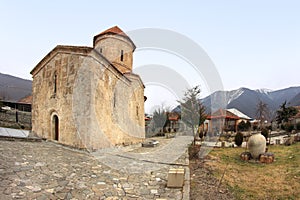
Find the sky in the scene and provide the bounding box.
[0,1,300,112]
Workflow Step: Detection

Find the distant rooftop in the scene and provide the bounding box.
[18,95,32,104]
[227,108,252,120]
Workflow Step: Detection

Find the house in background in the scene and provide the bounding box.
[227,108,252,124]
[165,112,180,132]
[205,108,251,134]
[206,109,240,133]
[0,95,32,112]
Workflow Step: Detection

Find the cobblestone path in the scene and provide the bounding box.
[0,136,192,200]
[92,136,193,173]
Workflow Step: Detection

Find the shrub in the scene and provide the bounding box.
[286,124,294,133]
[261,128,269,140]
[199,131,204,139]
[238,121,246,131]
[246,121,251,130]
[238,121,251,131]
[267,125,272,131]
[253,125,258,131]
[296,122,300,131]
[235,132,244,147]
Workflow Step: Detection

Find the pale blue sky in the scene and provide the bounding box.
[1,0,300,111]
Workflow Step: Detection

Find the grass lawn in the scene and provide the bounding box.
[206,142,300,200]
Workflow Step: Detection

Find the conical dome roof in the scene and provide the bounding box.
[93,26,135,49]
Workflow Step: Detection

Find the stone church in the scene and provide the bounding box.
[30,26,145,150]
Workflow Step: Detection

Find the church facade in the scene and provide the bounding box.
[30,26,145,150]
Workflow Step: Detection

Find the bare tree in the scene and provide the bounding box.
[178,86,206,143]
[256,100,269,129]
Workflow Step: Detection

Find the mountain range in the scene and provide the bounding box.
[173,86,300,120]
[201,86,300,119]
[0,73,32,102]
[1,72,299,119]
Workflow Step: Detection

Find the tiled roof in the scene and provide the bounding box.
[207,109,240,120]
[18,95,32,104]
[226,108,252,120]
[93,26,136,49]
[97,26,127,37]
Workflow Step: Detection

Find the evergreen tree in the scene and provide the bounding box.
[276,101,298,131]
[276,101,298,124]
[152,107,168,133]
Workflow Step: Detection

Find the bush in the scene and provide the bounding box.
[296,122,300,131]
[238,121,246,131]
[238,121,251,131]
[253,125,258,131]
[235,132,244,147]
[199,131,204,139]
[261,128,269,140]
[267,125,272,131]
[285,124,294,133]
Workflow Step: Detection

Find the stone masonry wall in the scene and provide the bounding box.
[0,110,31,129]
[94,35,134,74]
[32,52,81,147]
[32,47,145,150]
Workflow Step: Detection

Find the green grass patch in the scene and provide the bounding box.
[207,143,300,200]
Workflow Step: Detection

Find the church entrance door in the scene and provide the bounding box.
[53,115,59,141]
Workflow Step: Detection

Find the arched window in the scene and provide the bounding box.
[52,115,59,141]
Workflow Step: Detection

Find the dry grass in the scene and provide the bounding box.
[206,142,300,200]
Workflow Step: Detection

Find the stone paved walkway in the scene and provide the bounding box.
[0,136,192,200]
[92,136,193,174]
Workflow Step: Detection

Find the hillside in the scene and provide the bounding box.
[0,73,32,102]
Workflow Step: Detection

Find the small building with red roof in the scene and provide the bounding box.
[206,109,241,133]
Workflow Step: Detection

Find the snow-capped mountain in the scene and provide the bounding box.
[256,88,273,94]
[174,86,300,120]
[201,86,300,119]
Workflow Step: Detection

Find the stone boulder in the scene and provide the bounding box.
[248,133,266,159]
[259,152,275,164]
[240,152,252,161]
[284,135,295,146]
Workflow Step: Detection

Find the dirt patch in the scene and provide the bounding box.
[189,146,234,200]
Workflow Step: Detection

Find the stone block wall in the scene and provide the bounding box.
[0,110,31,129]
[31,46,145,150]
[94,35,134,74]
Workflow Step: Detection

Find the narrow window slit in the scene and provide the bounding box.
[120,50,124,61]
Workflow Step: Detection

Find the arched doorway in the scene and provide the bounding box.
[53,115,59,141]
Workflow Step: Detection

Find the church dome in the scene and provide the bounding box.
[93,26,135,74]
